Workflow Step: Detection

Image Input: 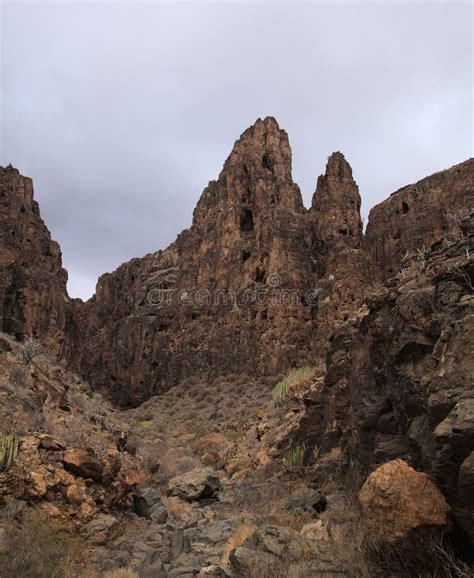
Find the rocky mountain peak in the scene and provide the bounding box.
[193,118,304,234]
[310,151,363,248]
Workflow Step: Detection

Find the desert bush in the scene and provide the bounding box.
[21,337,43,365]
[155,447,200,484]
[271,366,315,406]
[0,511,83,578]
[9,366,28,389]
[137,442,162,474]
[367,529,472,578]
[56,414,90,446]
[162,496,192,521]
[221,522,255,568]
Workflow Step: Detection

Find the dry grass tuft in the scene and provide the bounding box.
[221,522,255,568]
[162,496,193,520]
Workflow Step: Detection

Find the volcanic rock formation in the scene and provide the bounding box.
[0,165,75,358]
[73,118,375,406]
[0,118,472,411]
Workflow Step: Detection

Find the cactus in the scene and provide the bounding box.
[0,433,19,471]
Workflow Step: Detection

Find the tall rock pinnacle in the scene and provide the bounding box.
[310,151,363,249]
[193,116,304,234]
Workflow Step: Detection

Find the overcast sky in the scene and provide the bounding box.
[1,1,472,300]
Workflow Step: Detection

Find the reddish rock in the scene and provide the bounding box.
[72,120,379,406]
[358,459,451,544]
[63,448,103,482]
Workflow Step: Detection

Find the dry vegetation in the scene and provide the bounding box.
[0,511,85,578]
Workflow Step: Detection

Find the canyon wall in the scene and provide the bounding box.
[73,118,372,405]
[0,165,76,358]
[0,119,472,408]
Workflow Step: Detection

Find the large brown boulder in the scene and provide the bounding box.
[358,459,451,545]
[168,467,220,502]
[63,448,103,482]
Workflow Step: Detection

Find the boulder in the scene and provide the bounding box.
[134,487,168,524]
[457,452,474,538]
[196,433,233,468]
[168,468,220,502]
[82,514,120,546]
[28,471,48,497]
[138,549,167,578]
[285,487,327,514]
[63,448,103,482]
[38,434,66,451]
[229,525,336,578]
[197,566,227,577]
[358,459,451,545]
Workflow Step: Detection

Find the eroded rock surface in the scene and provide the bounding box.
[0,165,74,357]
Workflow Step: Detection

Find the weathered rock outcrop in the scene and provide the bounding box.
[0,165,74,357]
[290,231,474,544]
[365,158,473,279]
[0,121,471,412]
[74,118,373,406]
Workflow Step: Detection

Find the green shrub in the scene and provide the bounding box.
[271,367,316,406]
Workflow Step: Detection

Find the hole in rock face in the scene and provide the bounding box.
[254,267,265,283]
[402,202,409,214]
[262,153,272,170]
[242,251,251,262]
[240,208,254,232]
[313,496,328,513]
[339,228,348,236]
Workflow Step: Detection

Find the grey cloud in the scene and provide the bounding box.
[1,1,472,299]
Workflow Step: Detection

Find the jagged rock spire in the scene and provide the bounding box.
[193,117,304,231]
[310,152,363,248]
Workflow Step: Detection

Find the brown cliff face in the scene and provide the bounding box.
[74,119,386,407]
[75,118,320,405]
[0,165,73,357]
[290,232,474,544]
[0,122,472,412]
[365,158,474,279]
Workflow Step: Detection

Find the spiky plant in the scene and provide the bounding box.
[283,444,305,472]
[0,433,19,471]
[271,366,316,407]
